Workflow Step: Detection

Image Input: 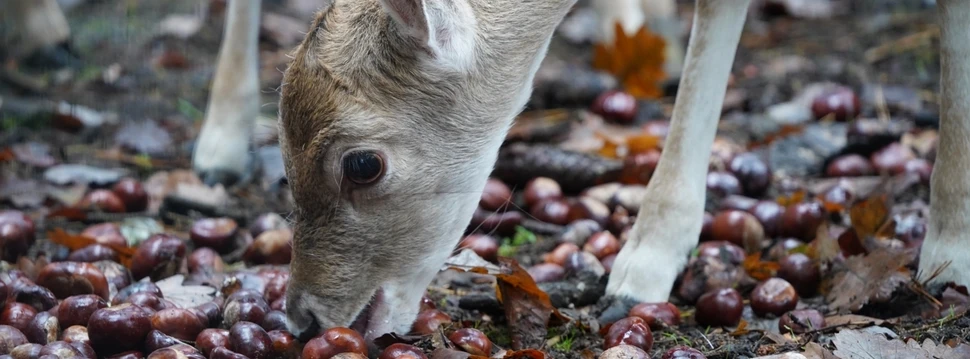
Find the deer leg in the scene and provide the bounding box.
[917,0,970,288]
[192,0,261,187]
[1,0,70,61]
[605,0,750,304]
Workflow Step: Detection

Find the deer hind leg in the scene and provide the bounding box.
[605,0,750,304]
[917,0,970,288]
[590,0,685,78]
[192,0,262,187]
[1,0,70,61]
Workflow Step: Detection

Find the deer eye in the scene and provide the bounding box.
[342,150,385,185]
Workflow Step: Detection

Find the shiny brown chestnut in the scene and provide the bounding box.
[301,327,368,359]
[410,310,452,336]
[228,321,272,359]
[0,325,27,355]
[195,329,230,357]
[527,263,566,283]
[190,218,238,254]
[479,178,513,212]
[750,278,799,317]
[694,288,743,327]
[628,302,681,329]
[67,244,119,263]
[86,303,153,355]
[24,312,58,345]
[130,234,187,281]
[777,253,820,297]
[243,229,293,265]
[111,178,149,213]
[447,328,491,356]
[523,177,563,208]
[728,153,771,197]
[35,262,110,300]
[0,304,37,333]
[76,190,126,213]
[379,343,428,359]
[80,223,127,248]
[151,308,206,341]
[603,317,653,353]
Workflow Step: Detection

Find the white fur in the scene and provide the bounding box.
[917,0,970,287]
[191,0,262,182]
[607,0,752,302]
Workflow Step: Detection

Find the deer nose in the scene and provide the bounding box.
[286,300,322,342]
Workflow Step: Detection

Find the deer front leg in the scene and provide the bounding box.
[191,0,261,187]
[605,0,751,304]
[917,0,970,288]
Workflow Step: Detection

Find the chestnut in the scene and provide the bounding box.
[112,282,162,306]
[529,199,571,226]
[583,231,620,259]
[193,302,222,328]
[261,311,287,332]
[263,273,290,306]
[243,229,292,265]
[130,234,187,281]
[620,151,661,185]
[105,350,144,359]
[111,178,149,213]
[527,263,565,283]
[778,309,825,334]
[124,292,174,313]
[61,326,89,345]
[825,154,874,177]
[76,190,126,213]
[750,278,799,317]
[628,302,680,329]
[187,247,225,274]
[145,330,181,353]
[523,177,563,208]
[221,296,269,329]
[410,310,452,336]
[39,341,82,359]
[267,330,297,358]
[70,342,96,359]
[601,254,617,273]
[457,235,498,263]
[0,325,27,355]
[93,261,132,295]
[35,262,110,300]
[811,86,860,121]
[228,321,272,359]
[10,343,42,359]
[557,219,601,246]
[695,241,745,265]
[706,171,742,197]
[662,346,707,359]
[591,90,638,124]
[195,329,230,357]
[600,345,649,359]
[479,178,513,212]
[728,153,771,197]
[564,251,605,277]
[543,243,579,266]
[777,254,820,297]
[694,288,743,327]
[819,184,853,209]
[190,218,238,254]
[870,142,914,174]
[67,245,120,263]
[699,212,714,242]
[710,210,764,253]
[10,280,57,312]
[902,158,932,183]
[57,295,106,330]
[603,317,652,353]
[567,197,610,227]
[379,343,427,359]
[209,347,248,359]
[302,327,368,358]
[151,308,206,341]
[1,304,37,333]
[147,345,206,359]
[87,303,153,355]
[748,201,784,239]
[447,328,491,356]
[249,213,288,239]
[0,224,31,264]
[781,202,824,241]
[24,312,57,345]
[80,223,127,248]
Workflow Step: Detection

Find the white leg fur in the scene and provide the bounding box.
[192,0,262,186]
[917,0,970,287]
[590,0,685,77]
[606,0,751,302]
[2,0,70,60]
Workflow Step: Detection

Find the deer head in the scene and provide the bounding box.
[279,0,577,342]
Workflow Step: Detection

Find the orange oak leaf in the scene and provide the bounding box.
[592,22,667,99]
[48,228,136,267]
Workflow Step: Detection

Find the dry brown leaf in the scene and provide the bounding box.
[832,329,962,359]
[48,228,137,267]
[776,190,806,207]
[822,314,885,328]
[808,222,840,264]
[743,252,780,281]
[802,342,839,359]
[592,22,666,99]
[826,248,912,313]
[730,319,750,336]
[848,192,891,240]
[495,257,568,350]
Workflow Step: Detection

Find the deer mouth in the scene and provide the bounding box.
[349,287,389,341]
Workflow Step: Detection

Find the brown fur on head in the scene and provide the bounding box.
[279,0,577,342]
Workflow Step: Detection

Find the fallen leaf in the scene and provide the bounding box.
[114,120,175,157]
[807,222,840,264]
[730,319,750,336]
[502,349,548,359]
[155,274,217,308]
[832,329,962,359]
[48,228,137,267]
[776,190,806,207]
[495,257,568,350]
[826,248,913,313]
[11,142,56,168]
[625,133,662,155]
[592,22,666,99]
[743,253,780,281]
[822,314,885,328]
[802,342,839,359]
[0,176,47,208]
[848,192,891,241]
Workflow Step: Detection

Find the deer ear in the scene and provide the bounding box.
[379,0,477,71]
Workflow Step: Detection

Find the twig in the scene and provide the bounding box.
[865,27,939,64]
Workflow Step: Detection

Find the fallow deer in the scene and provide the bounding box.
[276,0,970,347]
